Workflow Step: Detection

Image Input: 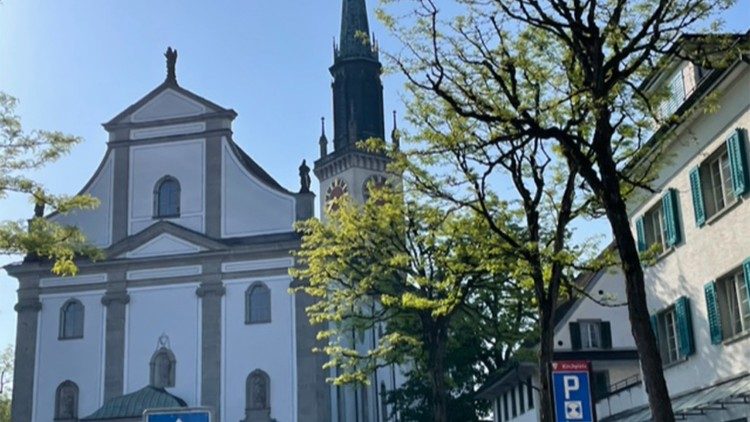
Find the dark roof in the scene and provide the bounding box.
[337,0,378,60]
[228,138,293,195]
[81,386,187,421]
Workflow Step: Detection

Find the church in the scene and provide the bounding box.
[5,1,400,421]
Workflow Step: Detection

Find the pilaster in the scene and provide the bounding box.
[102,277,130,401]
[197,263,224,421]
[11,279,41,422]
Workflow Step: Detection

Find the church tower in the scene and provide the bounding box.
[314,0,390,219]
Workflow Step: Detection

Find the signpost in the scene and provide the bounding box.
[144,408,212,422]
[551,361,596,422]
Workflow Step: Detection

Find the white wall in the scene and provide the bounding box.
[222,275,296,422]
[129,139,206,235]
[221,139,295,237]
[554,268,634,351]
[125,284,201,405]
[34,292,105,422]
[628,65,750,399]
[51,152,114,247]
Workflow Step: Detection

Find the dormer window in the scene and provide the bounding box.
[154,176,181,218]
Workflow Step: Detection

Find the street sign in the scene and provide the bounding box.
[551,361,595,422]
[144,408,212,422]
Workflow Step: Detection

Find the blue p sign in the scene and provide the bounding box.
[551,361,594,422]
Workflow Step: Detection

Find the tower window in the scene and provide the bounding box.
[246,282,271,324]
[55,380,79,421]
[59,299,84,340]
[154,176,181,218]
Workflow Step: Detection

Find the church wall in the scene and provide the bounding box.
[34,291,105,422]
[129,139,206,235]
[222,275,296,422]
[51,152,114,247]
[124,284,202,405]
[220,139,296,238]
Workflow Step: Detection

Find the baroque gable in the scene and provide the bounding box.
[108,221,225,259]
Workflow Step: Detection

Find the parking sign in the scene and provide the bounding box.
[551,361,595,422]
[144,408,212,422]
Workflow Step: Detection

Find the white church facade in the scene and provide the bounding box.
[5,1,399,421]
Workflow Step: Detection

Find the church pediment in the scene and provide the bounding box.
[108,221,225,259]
[104,82,236,129]
[130,89,207,123]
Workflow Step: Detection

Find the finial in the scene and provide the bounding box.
[299,160,312,193]
[165,47,178,85]
[391,110,400,150]
[319,117,328,157]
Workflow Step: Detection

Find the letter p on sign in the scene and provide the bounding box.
[563,375,579,399]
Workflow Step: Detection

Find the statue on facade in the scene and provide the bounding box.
[165,47,178,84]
[299,160,311,193]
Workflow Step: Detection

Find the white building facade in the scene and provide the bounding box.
[600,32,750,421]
[6,1,399,421]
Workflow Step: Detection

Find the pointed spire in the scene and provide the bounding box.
[164,47,178,85]
[391,110,400,150]
[319,117,329,158]
[338,0,376,59]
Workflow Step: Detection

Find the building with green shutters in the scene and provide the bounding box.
[600,30,750,421]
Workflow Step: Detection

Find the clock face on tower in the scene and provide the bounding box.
[325,178,349,211]
[363,175,388,203]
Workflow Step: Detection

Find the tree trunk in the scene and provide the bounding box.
[424,318,449,422]
[537,307,556,422]
[597,157,675,421]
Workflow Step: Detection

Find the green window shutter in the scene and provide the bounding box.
[727,128,749,197]
[743,259,750,312]
[600,321,612,349]
[662,188,682,247]
[570,322,581,350]
[675,296,695,357]
[636,218,647,252]
[704,281,723,345]
[650,314,659,344]
[689,167,706,227]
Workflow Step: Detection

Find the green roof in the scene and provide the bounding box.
[81,386,187,421]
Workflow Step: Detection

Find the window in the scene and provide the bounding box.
[636,189,681,252]
[245,369,271,408]
[526,377,534,409]
[149,347,176,388]
[717,268,750,339]
[246,282,271,324]
[380,383,388,422]
[702,147,734,219]
[651,297,695,363]
[570,320,612,350]
[154,176,181,218]
[502,392,509,421]
[691,129,749,226]
[59,299,84,340]
[592,371,610,400]
[55,381,78,420]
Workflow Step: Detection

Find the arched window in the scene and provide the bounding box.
[247,369,270,410]
[245,282,271,324]
[55,380,78,420]
[149,347,176,388]
[154,176,181,218]
[59,299,84,340]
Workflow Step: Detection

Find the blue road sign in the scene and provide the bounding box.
[144,408,211,422]
[551,361,595,422]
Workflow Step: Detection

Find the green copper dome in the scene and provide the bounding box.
[81,386,187,421]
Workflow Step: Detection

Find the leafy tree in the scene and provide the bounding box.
[380,0,738,419]
[291,183,534,422]
[0,344,11,422]
[0,93,100,275]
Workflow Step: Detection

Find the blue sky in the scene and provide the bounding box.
[0,1,747,351]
